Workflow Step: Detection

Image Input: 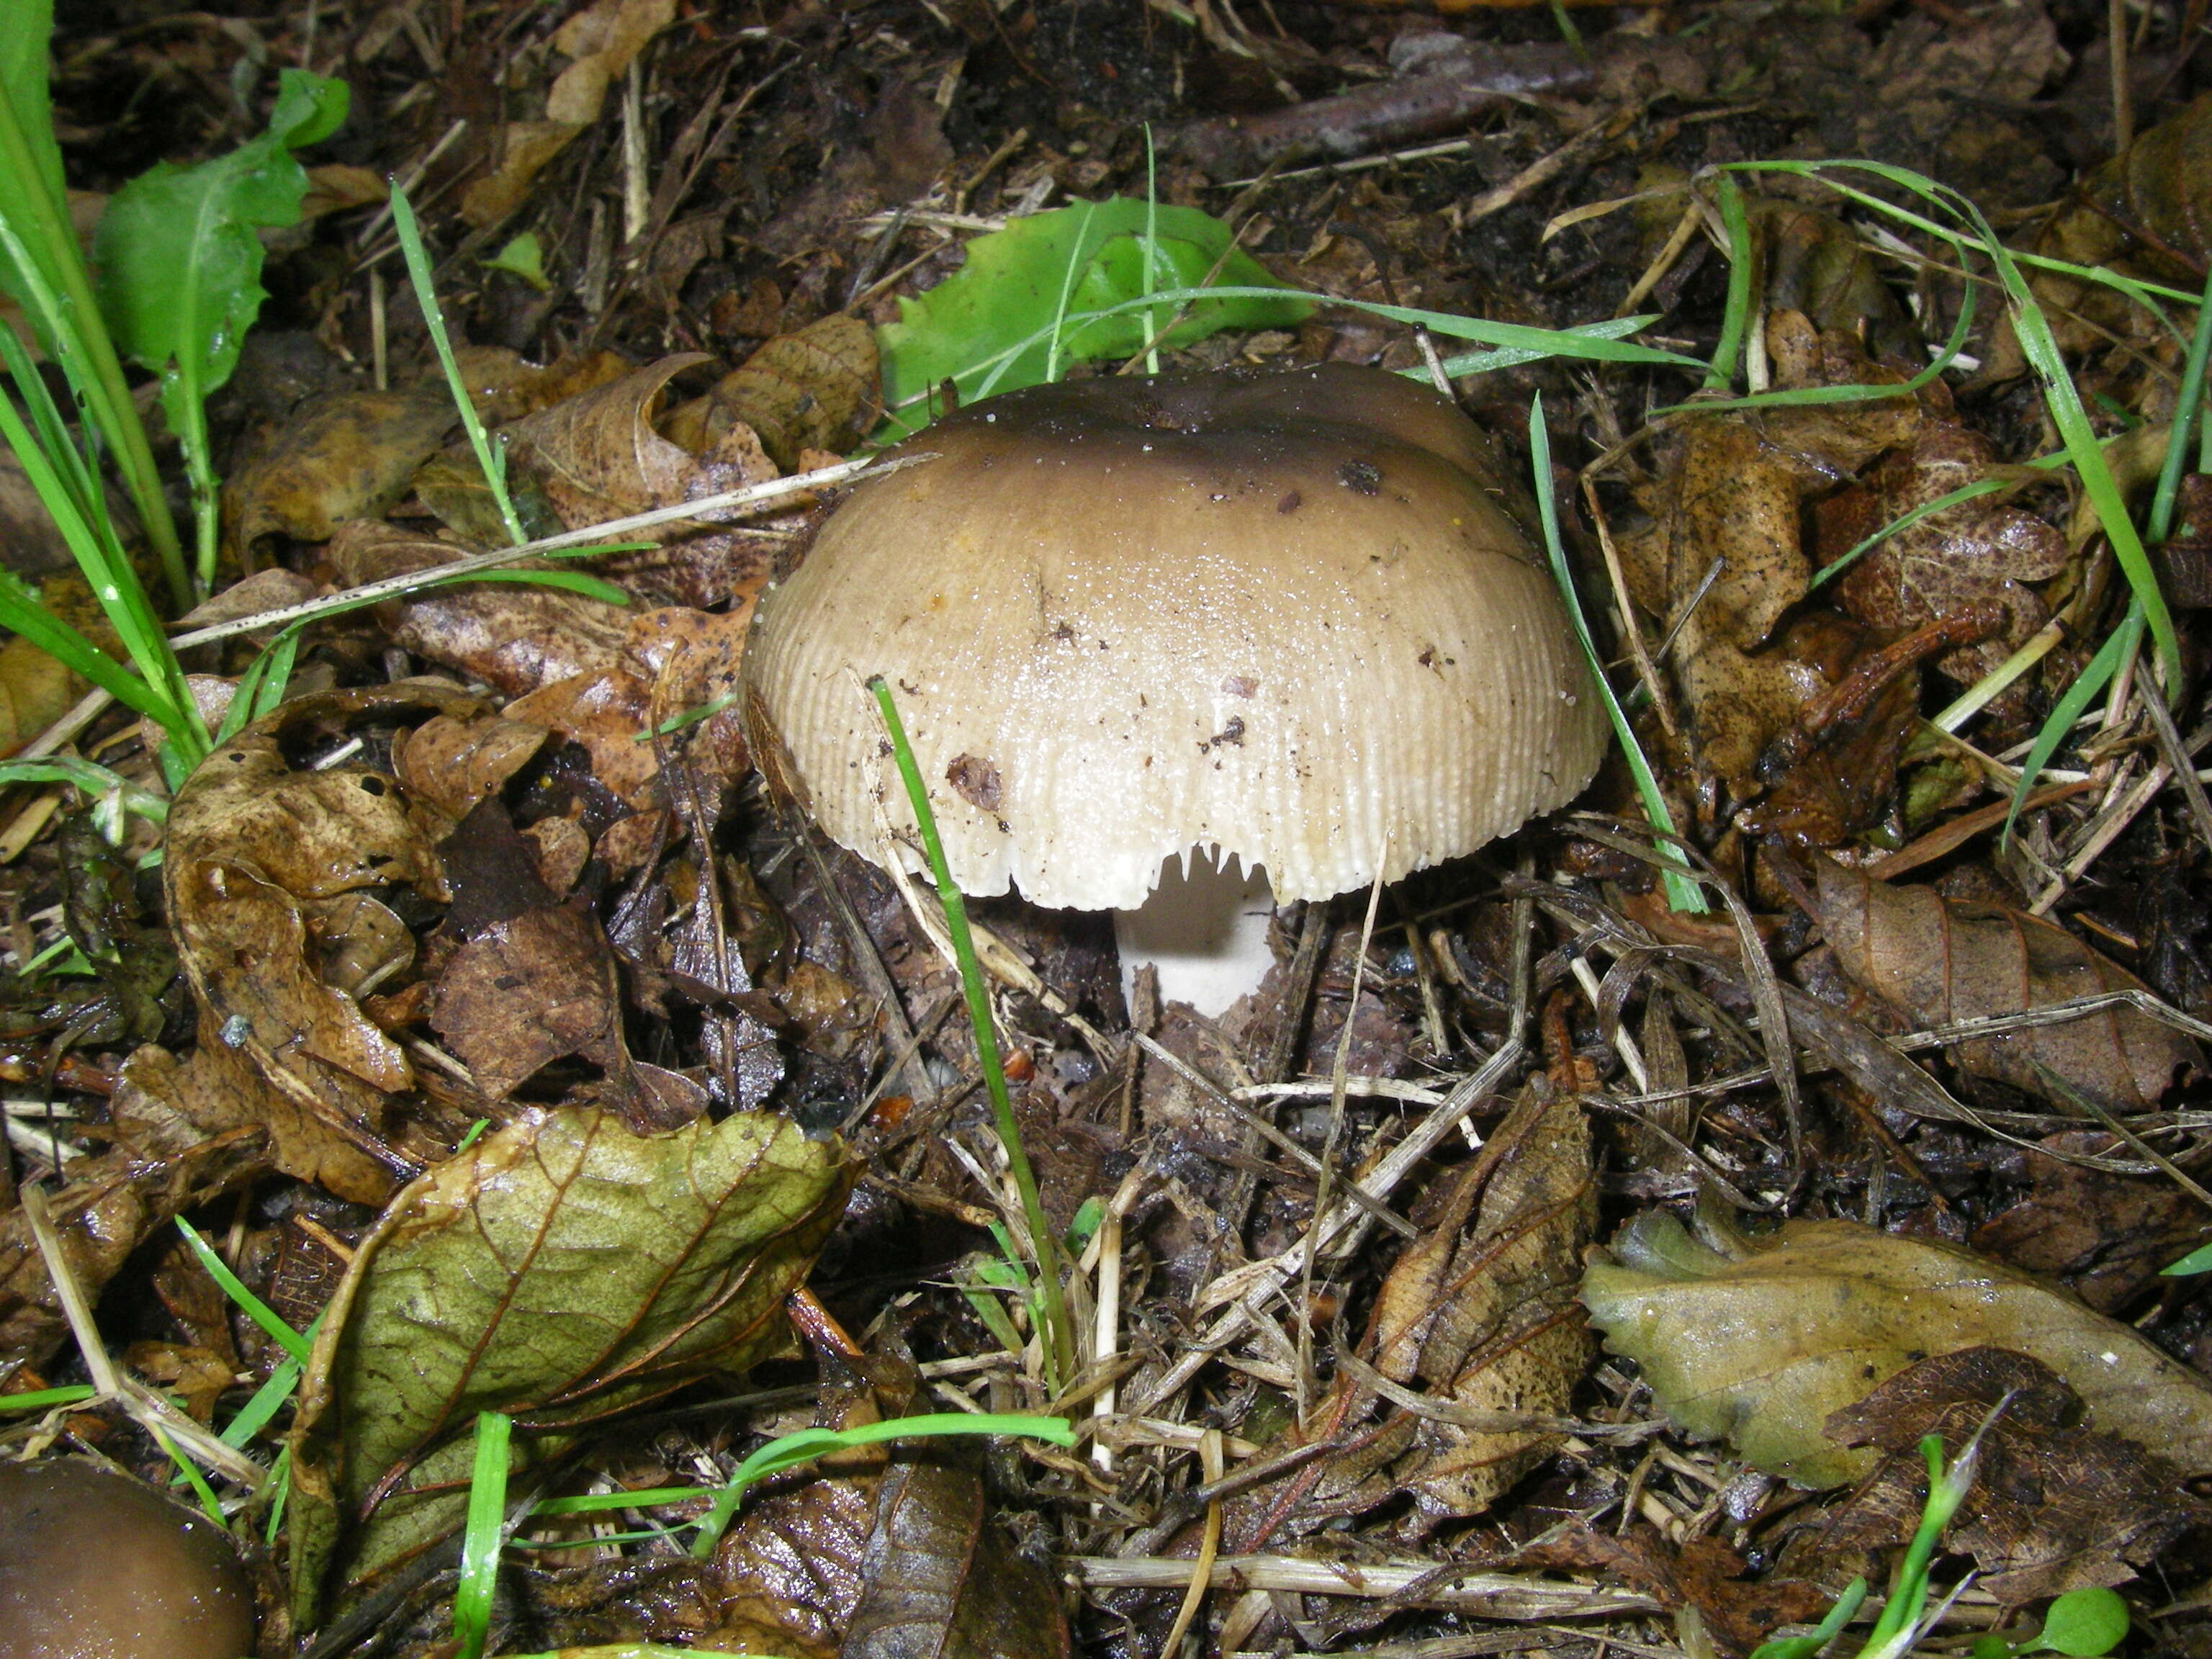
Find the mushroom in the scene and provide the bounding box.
[745,364,1606,1015]
[0,1457,256,1659]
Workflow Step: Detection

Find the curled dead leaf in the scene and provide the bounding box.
[1811,858,2203,1110]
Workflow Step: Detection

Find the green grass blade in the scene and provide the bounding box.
[679,1411,1073,1557]
[0,99,186,602]
[1528,395,1705,913]
[391,184,528,549]
[2146,262,2212,545]
[1705,174,1752,392]
[175,1217,312,1364]
[454,1410,513,1659]
[869,677,1076,1383]
[2004,602,2140,847]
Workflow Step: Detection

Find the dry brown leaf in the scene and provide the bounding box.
[1971,1130,2208,1313]
[1620,313,1919,808]
[1812,858,2203,1110]
[161,685,487,1202]
[1805,1348,2205,1601]
[503,669,664,809]
[458,0,675,228]
[1581,1213,2212,1488]
[1367,1082,1595,1526]
[840,1462,1074,1659]
[176,567,322,637]
[297,162,388,220]
[222,382,457,556]
[506,354,773,520]
[0,1097,263,1371]
[625,604,757,787]
[390,711,552,822]
[429,902,626,1101]
[326,521,631,697]
[1996,93,2212,374]
[1519,1527,1832,1656]
[658,314,878,471]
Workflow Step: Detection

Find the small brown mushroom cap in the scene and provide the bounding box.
[746,365,1607,909]
[0,1458,256,1659]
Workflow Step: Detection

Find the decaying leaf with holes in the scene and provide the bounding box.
[1810,858,2203,1111]
[1618,313,1921,819]
[158,684,486,1203]
[1794,1348,2206,1601]
[1274,1084,1593,1534]
[287,1106,856,1623]
[1581,1213,2212,1488]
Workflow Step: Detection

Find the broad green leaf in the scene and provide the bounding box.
[2032,1587,2130,1657]
[876,197,1310,436]
[94,68,349,428]
[287,1107,856,1621]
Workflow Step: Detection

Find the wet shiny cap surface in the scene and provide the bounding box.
[0,1458,256,1659]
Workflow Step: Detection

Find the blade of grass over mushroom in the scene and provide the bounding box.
[1528,395,1704,914]
[881,282,1704,436]
[1704,174,1753,392]
[1431,314,1663,379]
[868,675,1076,1388]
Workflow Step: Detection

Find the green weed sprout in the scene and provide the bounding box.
[1749,1404,2121,1659]
[1972,1589,2131,1659]
[390,181,530,549]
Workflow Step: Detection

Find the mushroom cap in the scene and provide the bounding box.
[0,1457,256,1659]
[745,364,1607,909]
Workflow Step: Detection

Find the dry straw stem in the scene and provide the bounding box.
[18,1186,266,1491]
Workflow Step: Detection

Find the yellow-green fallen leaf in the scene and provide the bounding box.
[1581,1213,2212,1488]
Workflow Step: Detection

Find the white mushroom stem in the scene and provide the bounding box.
[1115,848,1276,1019]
